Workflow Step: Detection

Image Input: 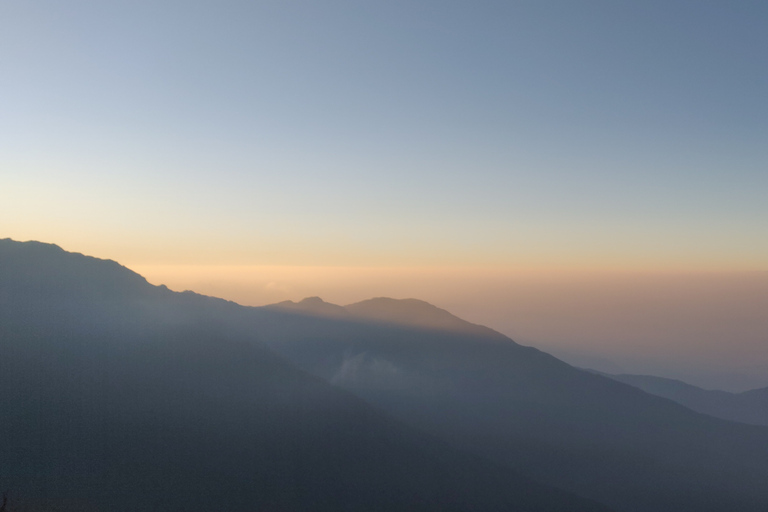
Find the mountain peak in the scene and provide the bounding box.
[344,297,502,338]
[299,296,328,305]
[266,296,348,318]
[0,238,152,298]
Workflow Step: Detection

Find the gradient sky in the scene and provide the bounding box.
[2,1,767,388]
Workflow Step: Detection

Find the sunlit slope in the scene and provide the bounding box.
[0,239,610,512]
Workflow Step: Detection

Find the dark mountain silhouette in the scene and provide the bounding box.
[0,239,610,512]
[597,372,768,426]
[267,296,501,337]
[266,296,349,318]
[257,298,768,512]
[345,297,503,337]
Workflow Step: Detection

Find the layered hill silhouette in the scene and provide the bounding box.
[5,239,768,512]
[257,298,768,512]
[267,295,503,337]
[0,239,610,512]
[598,372,768,426]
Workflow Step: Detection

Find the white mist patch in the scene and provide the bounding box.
[331,352,405,389]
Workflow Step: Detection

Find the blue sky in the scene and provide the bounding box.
[2,0,767,269]
[2,1,768,389]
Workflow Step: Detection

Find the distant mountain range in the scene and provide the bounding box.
[595,371,768,426]
[4,238,768,511]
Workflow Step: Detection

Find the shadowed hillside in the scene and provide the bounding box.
[0,239,610,512]
[257,297,768,512]
[598,372,768,426]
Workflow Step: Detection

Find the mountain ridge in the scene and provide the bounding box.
[0,238,611,512]
[7,238,768,511]
[598,371,768,426]
[266,295,506,339]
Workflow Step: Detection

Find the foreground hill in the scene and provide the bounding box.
[258,297,768,512]
[0,239,609,512]
[599,372,768,426]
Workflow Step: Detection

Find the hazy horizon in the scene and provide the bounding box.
[126,260,767,392]
[3,2,767,390]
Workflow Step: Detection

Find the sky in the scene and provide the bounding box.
[2,1,767,389]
